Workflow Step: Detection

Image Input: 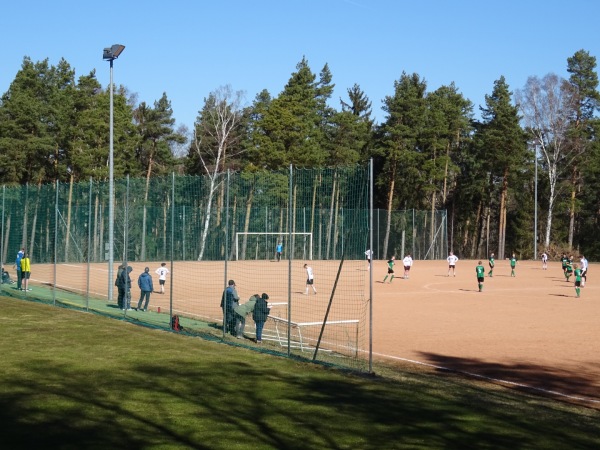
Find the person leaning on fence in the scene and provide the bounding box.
[220,280,240,335]
[234,293,258,339]
[136,267,154,312]
[252,293,270,344]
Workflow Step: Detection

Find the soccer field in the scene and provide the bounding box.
[20,257,600,406]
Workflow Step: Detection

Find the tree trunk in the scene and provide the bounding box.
[325,172,337,260]
[497,168,508,260]
[382,163,397,259]
[64,175,74,261]
[141,152,154,261]
[241,185,254,260]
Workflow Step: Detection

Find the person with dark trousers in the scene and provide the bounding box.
[15,248,24,290]
[220,279,240,335]
[234,294,258,339]
[136,267,154,312]
[117,266,133,310]
[252,293,270,343]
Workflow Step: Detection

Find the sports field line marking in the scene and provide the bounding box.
[372,351,600,404]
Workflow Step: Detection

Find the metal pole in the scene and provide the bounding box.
[534,144,538,259]
[54,180,58,306]
[369,159,374,373]
[108,59,114,302]
[287,164,292,357]
[1,186,4,294]
[87,178,92,309]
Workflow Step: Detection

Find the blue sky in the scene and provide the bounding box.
[3,0,600,131]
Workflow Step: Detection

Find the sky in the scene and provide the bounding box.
[2,0,600,133]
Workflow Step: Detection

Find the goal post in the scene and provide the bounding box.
[235,232,313,261]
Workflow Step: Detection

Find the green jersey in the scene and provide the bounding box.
[488,257,495,268]
[510,257,516,268]
[387,259,395,270]
[574,268,581,282]
[476,265,485,278]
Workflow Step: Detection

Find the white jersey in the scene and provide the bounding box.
[541,253,548,262]
[447,254,458,265]
[305,266,314,280]
[155,267,170,280]
[365,249,373,259]
[403,256,413,267]
[580,257,588,271]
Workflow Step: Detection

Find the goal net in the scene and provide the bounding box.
[235,232,313,261]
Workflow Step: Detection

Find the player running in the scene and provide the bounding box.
[383,256,395,283]
[488,253,495,277]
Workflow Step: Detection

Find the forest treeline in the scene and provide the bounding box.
[1,50,599,259]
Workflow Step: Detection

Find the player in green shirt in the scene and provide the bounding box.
[574,264,582,298]
[488,253,495,277]
[476,261,485,292]
[510,253,517,277]
[383,256,395,283]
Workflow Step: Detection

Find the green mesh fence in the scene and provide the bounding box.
[0,165,446,372]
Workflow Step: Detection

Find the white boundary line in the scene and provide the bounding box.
[372,350,600,404]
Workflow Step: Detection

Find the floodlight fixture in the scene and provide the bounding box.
[103,44,126,61]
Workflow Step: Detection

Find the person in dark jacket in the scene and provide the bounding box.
[136,267,154,311]
[220,280,239,335]
[117,266,133,310]
[252,293,270,343]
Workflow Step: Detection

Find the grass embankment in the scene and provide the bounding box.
[1,296,599,449]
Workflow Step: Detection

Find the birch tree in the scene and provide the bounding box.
[516,74,577,248]
[193,85,245,261]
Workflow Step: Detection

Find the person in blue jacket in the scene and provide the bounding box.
[136,267,154,312]
[15,248,24,290]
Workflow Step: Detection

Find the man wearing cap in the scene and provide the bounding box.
[220,280,240,335]
[136,267,154,312]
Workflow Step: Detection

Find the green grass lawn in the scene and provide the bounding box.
[1,296,599,449]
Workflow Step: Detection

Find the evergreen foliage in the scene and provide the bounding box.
[1,51,599,258]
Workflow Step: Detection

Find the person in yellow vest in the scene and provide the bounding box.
[20,252,31,292]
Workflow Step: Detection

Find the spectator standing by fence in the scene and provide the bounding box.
[221,280,240,335]
[253,293,270,344]
[136,267,154,312]
[15,248,24,290]
[20,252,31,291]
[117,266,133,310]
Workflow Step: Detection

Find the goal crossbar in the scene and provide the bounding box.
[235,232,313,261]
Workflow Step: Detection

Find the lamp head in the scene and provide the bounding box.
[103,44,125,61]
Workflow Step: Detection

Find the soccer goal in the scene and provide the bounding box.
[235,232,313,261]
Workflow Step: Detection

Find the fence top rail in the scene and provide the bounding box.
[269,316,359,327]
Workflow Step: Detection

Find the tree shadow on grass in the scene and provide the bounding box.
[416,351,600,407]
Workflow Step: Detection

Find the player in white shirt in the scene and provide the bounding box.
[580,255,588,287]
[402,254,413,279]
[541,252,548,270]
[303,263,317,295]
[447,252,458,276]
[365,249,373,271]
[155,262,170,294]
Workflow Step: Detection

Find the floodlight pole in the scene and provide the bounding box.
[103,44,125,302]
[534,143,538,259]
